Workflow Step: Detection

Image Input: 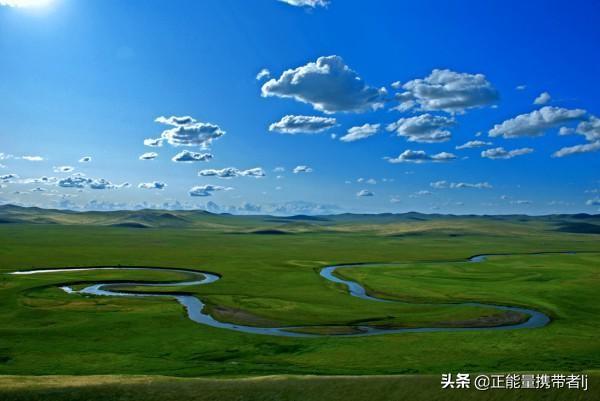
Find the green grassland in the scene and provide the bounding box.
[0,374,598,401]
[0,205,599,399]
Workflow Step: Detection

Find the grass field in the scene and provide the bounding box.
[0,205,599,399]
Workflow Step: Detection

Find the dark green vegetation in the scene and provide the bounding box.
[1,374,598,401]
[0,205,599,399]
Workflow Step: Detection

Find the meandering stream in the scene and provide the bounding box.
[9,254,555,337]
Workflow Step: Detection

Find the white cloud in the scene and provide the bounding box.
[356,189,374,197]
[79,156,92,163]
[261,55,384,113]
[455,140,492,150]
[269,115,337,134]
[339,123,380,142]
[553,141,600,158]
[256,68,271,81]
[357,178,377,185]
[533,91,551,105]
[516,85,527,91]
[278,0,329,8]
[144,138,164,147]
[138,181,166,190]
[431,181,492,189]
[552,116,600,157]
[386,114,454,143]
[586,197,600,206]
[410,190,432,197]
[575,115,600,141]
[489,106,586,138]
[510,200,532,205]
[481,147,534,160]
[559,127,575,136]
[139,152,158,160]
[293,165,313,173]
[273,166,285,173]
[386,150,457,164]
[155,115,225,149]
[395,69,498,113]
[0,173,18,183]
[21,155,44,162]
[53,166,75,173]
[56,175,126,190]
[57,176,90,188]
[198,167,265,179]
[172,150,213,163]
[89,179,118,190]
[16,176,57,185]
[189,185,232,197]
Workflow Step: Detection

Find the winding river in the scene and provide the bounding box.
[8,254,555,337]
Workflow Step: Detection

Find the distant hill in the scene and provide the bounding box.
[0,204,599,236]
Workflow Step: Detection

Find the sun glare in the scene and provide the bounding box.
[0,0,53,7]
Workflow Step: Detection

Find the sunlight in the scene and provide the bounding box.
[0,0,53,7]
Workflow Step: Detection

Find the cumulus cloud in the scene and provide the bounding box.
[339,123,380,142]
[256,68,271,81]
[559,127,575,136]
[144,138,164,147]
[293,165,313,173]
[155,115,225,149]
[79,156,92,163]
[395,69,499,113]
[53,166,75,173]
[21,155,44,161]
[534,91,551,105]
[261,55,384,113]
[198,167,265,178]
[481,147,534,159]
[553,116,600,157]
[17,176,57,185]
[489,106,586,138]
[89,178,119,190]
[586,197,600,206]
[0,173,18,183]
[431,180,492,189]
[273,166,285,173]
[386,114,454,143]
[56,174,126,190]
[553,141,600,158]
[138,181,166,190]
[189,185,232,197]
[58,176,90,188]
[172,150,213,163]
[357,178,377,185]
[278,0,329,8]
[357,189,374,197]
[575,115,600,142]
[455,140,492,150]
[139,152,158,160]
[386,150,457,164]
[269,115,337,134]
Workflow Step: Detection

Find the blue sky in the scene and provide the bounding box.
[1,0,599,215]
